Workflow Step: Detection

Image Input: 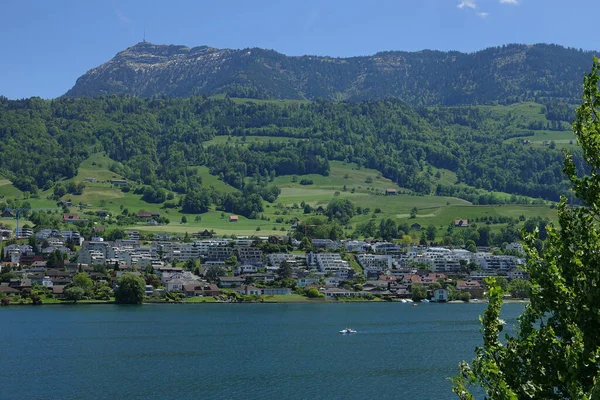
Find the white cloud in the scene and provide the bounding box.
[457,0,477,9]
[458,0,489,17]
[115,9,132,25]
[500,0,519,4]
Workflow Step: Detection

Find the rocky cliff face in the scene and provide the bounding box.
[65,42,596,105]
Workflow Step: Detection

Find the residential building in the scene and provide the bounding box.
[306,252,349,273]
[433,288,449,302]
[371,242,402,255]
[207,246,234,262]
[237,247,263,265]
[357,254,392,278]
[267,253,297,268]
[234,285,262,296]
[456,280,485,298]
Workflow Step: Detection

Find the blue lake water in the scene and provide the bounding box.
[0,302,524,400]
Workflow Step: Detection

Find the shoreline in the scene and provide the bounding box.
[0,298,531,306]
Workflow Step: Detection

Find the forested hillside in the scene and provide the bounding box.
[0,96,583,217]
[66,42,595,105]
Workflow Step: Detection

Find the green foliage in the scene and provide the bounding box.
[225,255,238,267]
[0,95,583,204]
[277,261,293,280]
[64,286,85,303]
[72,272,94,296]
[181,189,211,214]
[325,198,356,225]
[411,285,427,302]
[456,291,471,302]
[507,278,531,297]
[0,271,17,282]
[410,207,418,219]
[426,225,437,241]
[296,217,344,240]
[114,273,145,304]
[453,58,600,399]
[490,276,508,293]
[299,237,313,251]
[206,266,226,283]
[305,287,325,298]
[93,284,113,301]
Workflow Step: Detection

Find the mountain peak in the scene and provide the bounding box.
[65,42,597,104]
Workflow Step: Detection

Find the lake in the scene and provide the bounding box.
[0,302,524,399]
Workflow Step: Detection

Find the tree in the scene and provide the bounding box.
[411,285,427,302]
[426,225,437,241]
[114,273,145,304]
[93,284,113,301]
[453,58,600,399]
[184,259,196,270]
[72,272,94,296]
[491,275,508,292]
[410,207,418,219]
[225,255,238,267]
[299,237,313,251]
[180,215,187,224]
[306,287,324,298]
[106,228,125,241]
[205,266,226,283]
[507,278,531,297]
[64,286,84,303]
[325,198,356,225]
[465,240,477,253]
[278,261,293,280]
[181,189,210,214]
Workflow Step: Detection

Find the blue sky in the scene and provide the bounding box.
[1,0,598,99]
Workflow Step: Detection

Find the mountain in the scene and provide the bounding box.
[65,42,596,105]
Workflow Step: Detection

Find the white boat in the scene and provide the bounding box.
[339,328,357,334]
[401,299,407,303]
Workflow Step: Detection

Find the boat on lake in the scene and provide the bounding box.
[340,328,357,334]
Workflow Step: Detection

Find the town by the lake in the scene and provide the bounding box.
[0,217,528,305]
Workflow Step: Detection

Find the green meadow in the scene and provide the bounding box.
[0,152,558,239]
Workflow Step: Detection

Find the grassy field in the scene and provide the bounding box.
[183,296,219,303]
[477,102,571,130]
[0,177,23,198]
[0,151,558,239]
[505,130,576,149]
[261,294,324,303]
[189,166,238,193]
[73,153,126,182]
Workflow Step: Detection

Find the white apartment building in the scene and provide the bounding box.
[474,253,524,271]
[267,253,297,267]
[357,254,393,269]
[306,253,349,273]
[78,241,116,265]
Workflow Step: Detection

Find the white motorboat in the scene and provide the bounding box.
[339,328,357,334]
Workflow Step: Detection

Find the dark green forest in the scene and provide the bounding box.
[0,95,584,216]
